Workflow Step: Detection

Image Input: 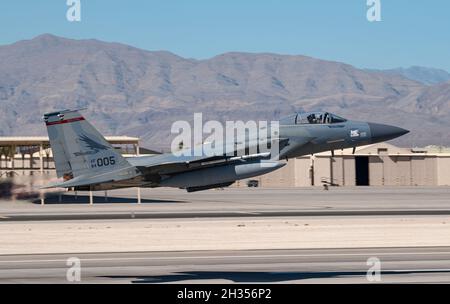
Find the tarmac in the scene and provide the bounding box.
[1,247,450,284]
[0,186,449,283]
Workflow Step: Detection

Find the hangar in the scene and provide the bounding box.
[237,142,450,187]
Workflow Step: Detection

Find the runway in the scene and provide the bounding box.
[1,187,450,283]
[1,187,450,221]
[1,247,450,283]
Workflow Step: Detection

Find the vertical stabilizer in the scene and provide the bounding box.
[43,109,131,179]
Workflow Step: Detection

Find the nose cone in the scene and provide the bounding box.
[368,123,409,143]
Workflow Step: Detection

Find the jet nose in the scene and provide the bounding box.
[368,123,409,143]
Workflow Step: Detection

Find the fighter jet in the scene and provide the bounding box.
[42,109,408,192]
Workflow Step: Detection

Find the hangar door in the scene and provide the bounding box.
[355,156,369,186]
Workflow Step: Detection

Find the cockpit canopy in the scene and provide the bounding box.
[279,112,347,125]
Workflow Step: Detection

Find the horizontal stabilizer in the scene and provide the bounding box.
[41,166,139,189]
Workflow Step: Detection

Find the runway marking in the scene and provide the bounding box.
[2,250,450,264]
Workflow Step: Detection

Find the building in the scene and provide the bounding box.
[236,142,450,187]
[0,136,140,176]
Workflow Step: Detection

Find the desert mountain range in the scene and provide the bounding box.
[0,34,449,149]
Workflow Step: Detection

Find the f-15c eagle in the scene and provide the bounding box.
[43,109,408,192]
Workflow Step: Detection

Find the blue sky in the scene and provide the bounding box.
[1,0,449,71]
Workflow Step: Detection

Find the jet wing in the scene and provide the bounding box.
[128,151,272,176]
[128,136,311,177]
[128,138,274,175]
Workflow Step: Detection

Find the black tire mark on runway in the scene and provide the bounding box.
[2,209,450,221]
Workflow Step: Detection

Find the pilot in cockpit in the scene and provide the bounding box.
[307,114,316,124]
[323,112,330,124]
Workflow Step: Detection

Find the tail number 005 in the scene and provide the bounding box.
[91,156,116,168]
